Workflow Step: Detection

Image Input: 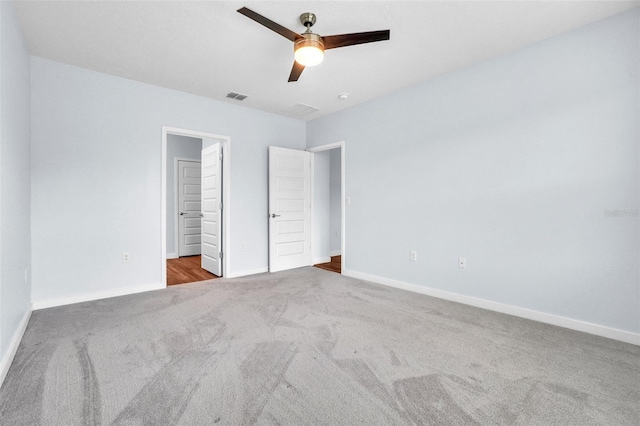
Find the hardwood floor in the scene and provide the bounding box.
[166,255,218,286]
[314,255,341,274]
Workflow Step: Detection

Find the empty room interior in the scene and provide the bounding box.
[0,1,638,424]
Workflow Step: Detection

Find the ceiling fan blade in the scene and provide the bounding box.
[237,7,300,42]
[322,30,390,50]
[288,61,305,82]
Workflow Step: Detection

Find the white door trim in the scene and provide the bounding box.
[308,141,345,273]
[162,126,231,283]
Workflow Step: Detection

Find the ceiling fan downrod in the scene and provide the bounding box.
[299,12,317,31]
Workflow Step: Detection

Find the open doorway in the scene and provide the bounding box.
[161,127,231,286]
[167,138,213,285]
[266,142,344,274]
[309,142,345,274]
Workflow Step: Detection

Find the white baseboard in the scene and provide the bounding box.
[343,269,640,346]
[329,250,342,257]
[226,267,269,279]
[32,282,165,310]
[166,253,178,259]
[0,306,32,388]
[313,257,331,265]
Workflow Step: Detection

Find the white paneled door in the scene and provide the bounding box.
[201,143,222,276]
[178,160,202,257]
[269,146,312,272]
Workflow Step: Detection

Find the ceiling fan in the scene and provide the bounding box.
[237,7,391,82]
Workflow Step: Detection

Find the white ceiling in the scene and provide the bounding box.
[13,1,639,120]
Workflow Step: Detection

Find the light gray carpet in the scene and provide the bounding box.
[1,267,638,425]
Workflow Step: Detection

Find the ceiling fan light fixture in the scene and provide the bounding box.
[294,34,324,67]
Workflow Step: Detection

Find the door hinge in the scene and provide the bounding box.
[219,153,223,161]
[219,252,223,259]
[219,202,223,210]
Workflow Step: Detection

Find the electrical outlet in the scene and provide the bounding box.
[122,252,130,263]
[346,197,351,205]
[240,244,245,251]
[410,250,417,262]
[458,257,466,269]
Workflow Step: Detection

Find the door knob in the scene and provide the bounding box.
[270,213,281,218]
[180,212,185,215]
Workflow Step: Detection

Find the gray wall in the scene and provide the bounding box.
[307,10,639,333]
[312,150,331,263]
[202,138,216,150]
[31,57,305,302]
[0,2,31,364]
[313,148,343,261]
[166,134,202,257]
[329,149,341,255]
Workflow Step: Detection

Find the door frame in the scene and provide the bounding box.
[175,159,202,258]
[308,141,346,273]
[162,126,231,284]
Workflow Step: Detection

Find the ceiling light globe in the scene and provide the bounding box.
[295,47,324,67]
[294,34,324,67]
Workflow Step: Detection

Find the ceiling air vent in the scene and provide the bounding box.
[286,103,320,117]
[226,91,248,101]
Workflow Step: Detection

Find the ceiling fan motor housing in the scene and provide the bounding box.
[295,33,324,51]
